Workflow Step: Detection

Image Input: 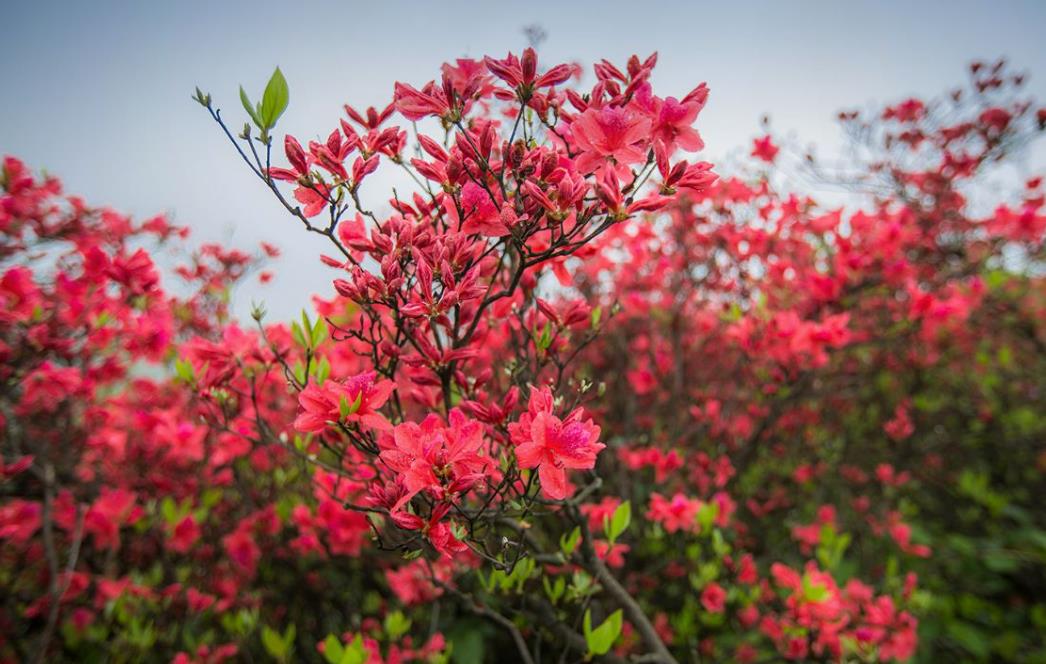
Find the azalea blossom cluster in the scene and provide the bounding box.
[188,48,719,663]
[194,49,718,572]
[0,157,308,662]
[566,59,1046,661]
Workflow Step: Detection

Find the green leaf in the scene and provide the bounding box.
[343,634,369,664]
[536,321,552,350]
[339,392,363,418]
[543,575,566,603]
[696,501,718,533]
[384,610,411,639]
[322,635,343,664]
[311,318,328,347]
[174,358,196,384]
[160,497,178,525]
[590,306,603,328]
[948,621,991,659]
[261,625,293,661]
[997,344,1013,367]
[509,557,535,592]
[569,570,593,599]
[201,488,223,510]
[260,67,290,129]
[816,523,851,570]
[239,86,263,128]
[711,528,730,557]
[560,526,581,557]
[583,609,623,656]
[314,355,331,384]
[605,501,631,544]
[801,573,830,603]
[448,622,486,664]
[301,310,311,338]
[290,321,306,348]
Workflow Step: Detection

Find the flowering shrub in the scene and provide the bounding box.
[1,52,1044,663]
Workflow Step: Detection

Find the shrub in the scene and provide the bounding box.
[1,53,1044,663]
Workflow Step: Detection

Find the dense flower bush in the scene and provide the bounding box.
[2,52,1044,663]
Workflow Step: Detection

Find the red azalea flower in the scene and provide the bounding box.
[294,371,395,433]
[701,581,727,613]
[379,408,494,511]
[571,106,652,174]
[751,135,779,163]
[509,387,604,500]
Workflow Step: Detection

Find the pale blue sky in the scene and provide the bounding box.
[3,1,1045,320]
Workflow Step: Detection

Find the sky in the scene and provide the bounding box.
[3,0,1046,321]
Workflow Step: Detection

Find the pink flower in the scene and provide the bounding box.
[883,402,914,441]
[386,559,449,605]
[316,499,368,557]
[738,554,758,585]
[85,488,142,550]
[394,81,453,121]
[344,102,395,129]
[168,515,201,554]
[594,540,630,568]
[293,182,330,218]
[738,604,760,628]
[649,93,706,153]
[0,499,41,544]
[446,181,511,237]
[883,98,925,122]
[647,492,701,534]
[751,135,779,163]
[390,503,468,559]
[222,528,261,577]
[979,107,1012,132]
[485,48,573,92]
[784,637,808,660]
[186,587,216,613]
[379,409,494,511]
[508,387,604,500]
[571,106,652,174]
[701,582,727,613]
[106,248,159,295]
[581,496,622,532]
[427,518,468,558]
[294,371,395,433]
[268,135,311,182]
